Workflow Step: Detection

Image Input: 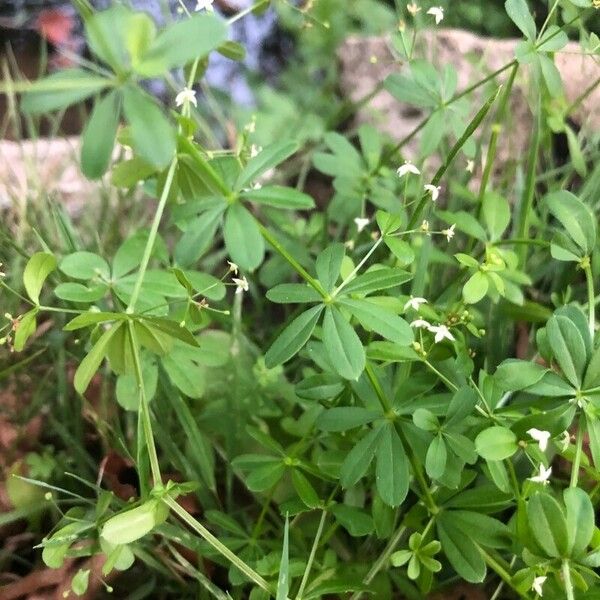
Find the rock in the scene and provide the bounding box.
[338,29,600,174]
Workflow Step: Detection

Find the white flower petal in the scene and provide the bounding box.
[175,87,197,108]
[424,184,441,202]
[397,161,421,178]
[527,428,551,452]
[426,6,444,24]
[532,575,547,597]
[354,217,370,233]
[404,297,428,311]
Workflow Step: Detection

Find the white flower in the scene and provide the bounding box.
[227,261,239,275]
[424,184,441,202]
[397,161,421,178]
[442,224,456,242]
[233,276,249,295]
[528,464,552,485]
[251,182,262,190]
[426,6,444,24]
[527,428,551,452]
[558,430,571,452]
[250,144,262,158]
[404,297,428,311]
[410,319,432,329]
[195,0,214,11]
[175,87,197,108]
[429,324,455,343]
[406,2,421,15]
[420,219,430,233]
[466,159,475,173]
[532,575,547,597]
[354,217,370,233]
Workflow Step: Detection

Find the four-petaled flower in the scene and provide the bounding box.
[532,575,547,597]
[424,184,441,202]
[354,217,370,233]
[195,0,214,11]
[528,464,552,485]
[427,6,444,24]
[406,2,421,15]
[442,224,456,242]
[233,276,249,295]
[227,261,239,275]
[429,324,455,343]
[410,319,432,329]
[404,296,427,311]
[527,428,551,452]
[397,161,421,178]
[175,87,197,108]
[466,159,475,173]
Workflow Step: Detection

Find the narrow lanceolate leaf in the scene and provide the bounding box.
[266,283,322,304]
[81,90,121,179]
[505,0,536,41]
[223,203,265,271]
[322,307,365,380]
[235,140,299,190]
[340,425,382,488]
[317,407,380,432]
[276,516,290,600]
[242,185,315,210]
[339,299,413,345]
[342,267,412,295]
[376,425,409,507]
[74,323,122,394]
[316,244,345,292]
[265,305,324,368]
[527,493,568,558]
[546,315,587,388]
[546,191,596,256]
[23,252,57,304]
[564,487,594,557]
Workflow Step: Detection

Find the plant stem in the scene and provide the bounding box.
[584,263,595,337]
[332,237,383,297]
[295,509,328,600]
[164,496,273,595]
[127,157,178,313]
[128,321,162,485]
[570,418,585,488]
[562,560,575,600]
[258,223,327,298]
[480,548,531,599]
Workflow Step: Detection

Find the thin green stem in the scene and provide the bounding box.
[332,237,383,297]
[480,548,531,599]
[295,509,328,600]
[570,418,585,488]
[584,263,595,337]
[128,321,162,485]
[127,158,178,313]
[228,0,269,24]
[423,360,458,391]
[164,496,273,595]
[562,560,575,600]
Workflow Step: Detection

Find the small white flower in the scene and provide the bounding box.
[250,144,262,158]
[251,182,262,190]
[397,161,421,178]
[410,319,432,329]
[426,6,444,24]
[406,2,421,15]
[442,224,456,242]
[466,159,475,173]
[227,261,239,275]
[195,0,214,11]
[0,262,5,277]
[354,217,370,233]
[528,464,552,485]
[420,219,430,234]
[527,428,551,452]
[404,297,428,311]
[232,276,249,295]
[344,239,356,250]
[424,184,441,202]
[429,324,455,343]
[532,575,547,597]
[175,87,197,108]
[558,430,571,452]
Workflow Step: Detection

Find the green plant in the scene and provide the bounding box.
[1,0,600,598]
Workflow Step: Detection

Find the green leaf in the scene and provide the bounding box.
[537,25,569,53]
[235,141,298,190]
[101,500,161,545]
[437,512,486,583]
[246,461,285,492]
[266,284,322,304]
[54,283,107,303]
[20,69,108,114]
[546,315,587,387]
[330,504,374,537]
[426,434,447,480]
[546,191,596,256]
[81,91,121,179]
[74,323,122,394]
[64,311,127,331]
[292,470,320,508]
[276,516,290,600]
[564,487,594,557]
[223,203,265,271]
[340,425,382,488]
[317,407,380,431]
[342,268,412,295]
[413,408,439,432]
[60,251,110,280]
[242,185,314,210]
[475,426,518,461]
[122,86,175,169]
[340,299,413,345]
[494,359,548,391]
[462,271,489,304]
[175,206,224,267]
[265,305,324,367]
[358,124,383,171]
[23,252,57,304]
[136,13,228,77]
[296,374,344,401]
[383,237,416,267]
[505,0,536,40]
[140,317,199,347]
[376,425,409,507]
[13,309,38,352]
[84,6,131,71]
[322,307,365,380]
[527,493,568,558]
[482,192,511,241]
[445,387,478,428]
[450,511,511,549]
[316,244,345,292]
[162,354,204,399]
[71,569,90,597]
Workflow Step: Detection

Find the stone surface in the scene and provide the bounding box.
[339,29,600,170]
